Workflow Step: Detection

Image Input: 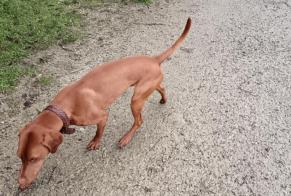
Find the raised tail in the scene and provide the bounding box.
[155,18,192,64]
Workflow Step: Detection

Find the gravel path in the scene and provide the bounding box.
[0,0,290,195]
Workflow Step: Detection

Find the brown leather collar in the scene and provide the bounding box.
[44,105,75,134]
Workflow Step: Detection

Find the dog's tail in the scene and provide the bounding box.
[155,18,192,64]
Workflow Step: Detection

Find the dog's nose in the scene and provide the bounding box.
[18,177,28,190]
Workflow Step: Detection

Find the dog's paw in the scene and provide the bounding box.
[87,140,100,150]
[118,134,133,148]
[159,98,167,104]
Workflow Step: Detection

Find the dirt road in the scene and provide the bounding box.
[0,0,290,195]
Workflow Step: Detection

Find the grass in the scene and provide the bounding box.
[0,0,81,92]
[64,0,152,8]
[0,0,151,93]
[0,66,22,91]
[0,65,37,92]
[135,0,152,5]
[64,0,105,8]
[38,75,53,86]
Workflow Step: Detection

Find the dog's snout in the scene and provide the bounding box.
[18,177,28,190]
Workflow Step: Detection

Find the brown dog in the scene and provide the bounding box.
[17,18,191,190]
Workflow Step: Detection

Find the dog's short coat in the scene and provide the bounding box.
[17,18,191,190]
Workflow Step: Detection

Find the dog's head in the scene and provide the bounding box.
[17,123,63,190]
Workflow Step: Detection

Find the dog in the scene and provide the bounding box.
[17,18,191,190]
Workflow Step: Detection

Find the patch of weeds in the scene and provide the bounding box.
[0,0,81,66]
[0,0,81,92]
[134,0,152,5]
[63,0,105,8]
[66,0,152,7]
[37,75,53,87]
[0,65,37,93]
[0,0,151,93]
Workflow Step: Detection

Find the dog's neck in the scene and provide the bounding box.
[33,111,63,132]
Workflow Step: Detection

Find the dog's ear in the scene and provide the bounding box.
[42,131,63,154]
[17,126,30,158]
[17,129,27,158]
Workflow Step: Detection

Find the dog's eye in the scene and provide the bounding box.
[29,158,38,163]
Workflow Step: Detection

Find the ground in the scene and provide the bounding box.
[0,0,290,195]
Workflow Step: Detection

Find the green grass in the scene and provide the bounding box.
[64,0,151,8]
[0,65,37,92]
[0,0,151,93]
[38,75,53,86]
[63,0,104,8]
[0,0,81,92]
[135,0,152,5]
[0,66,22,92]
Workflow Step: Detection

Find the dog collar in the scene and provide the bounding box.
[44,104,75,134]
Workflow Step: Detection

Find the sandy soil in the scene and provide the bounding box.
[0,0,290,195]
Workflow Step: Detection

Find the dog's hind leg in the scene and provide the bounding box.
[156,83,167,104]
[118,81,157,148]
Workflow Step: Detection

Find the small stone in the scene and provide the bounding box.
[39,57,45,63]
[21,93,27,98]
[23,100,32,108]
[144,187,152,193]
[4,166,12,170]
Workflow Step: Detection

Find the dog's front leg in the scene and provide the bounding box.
[87,111,108,150]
